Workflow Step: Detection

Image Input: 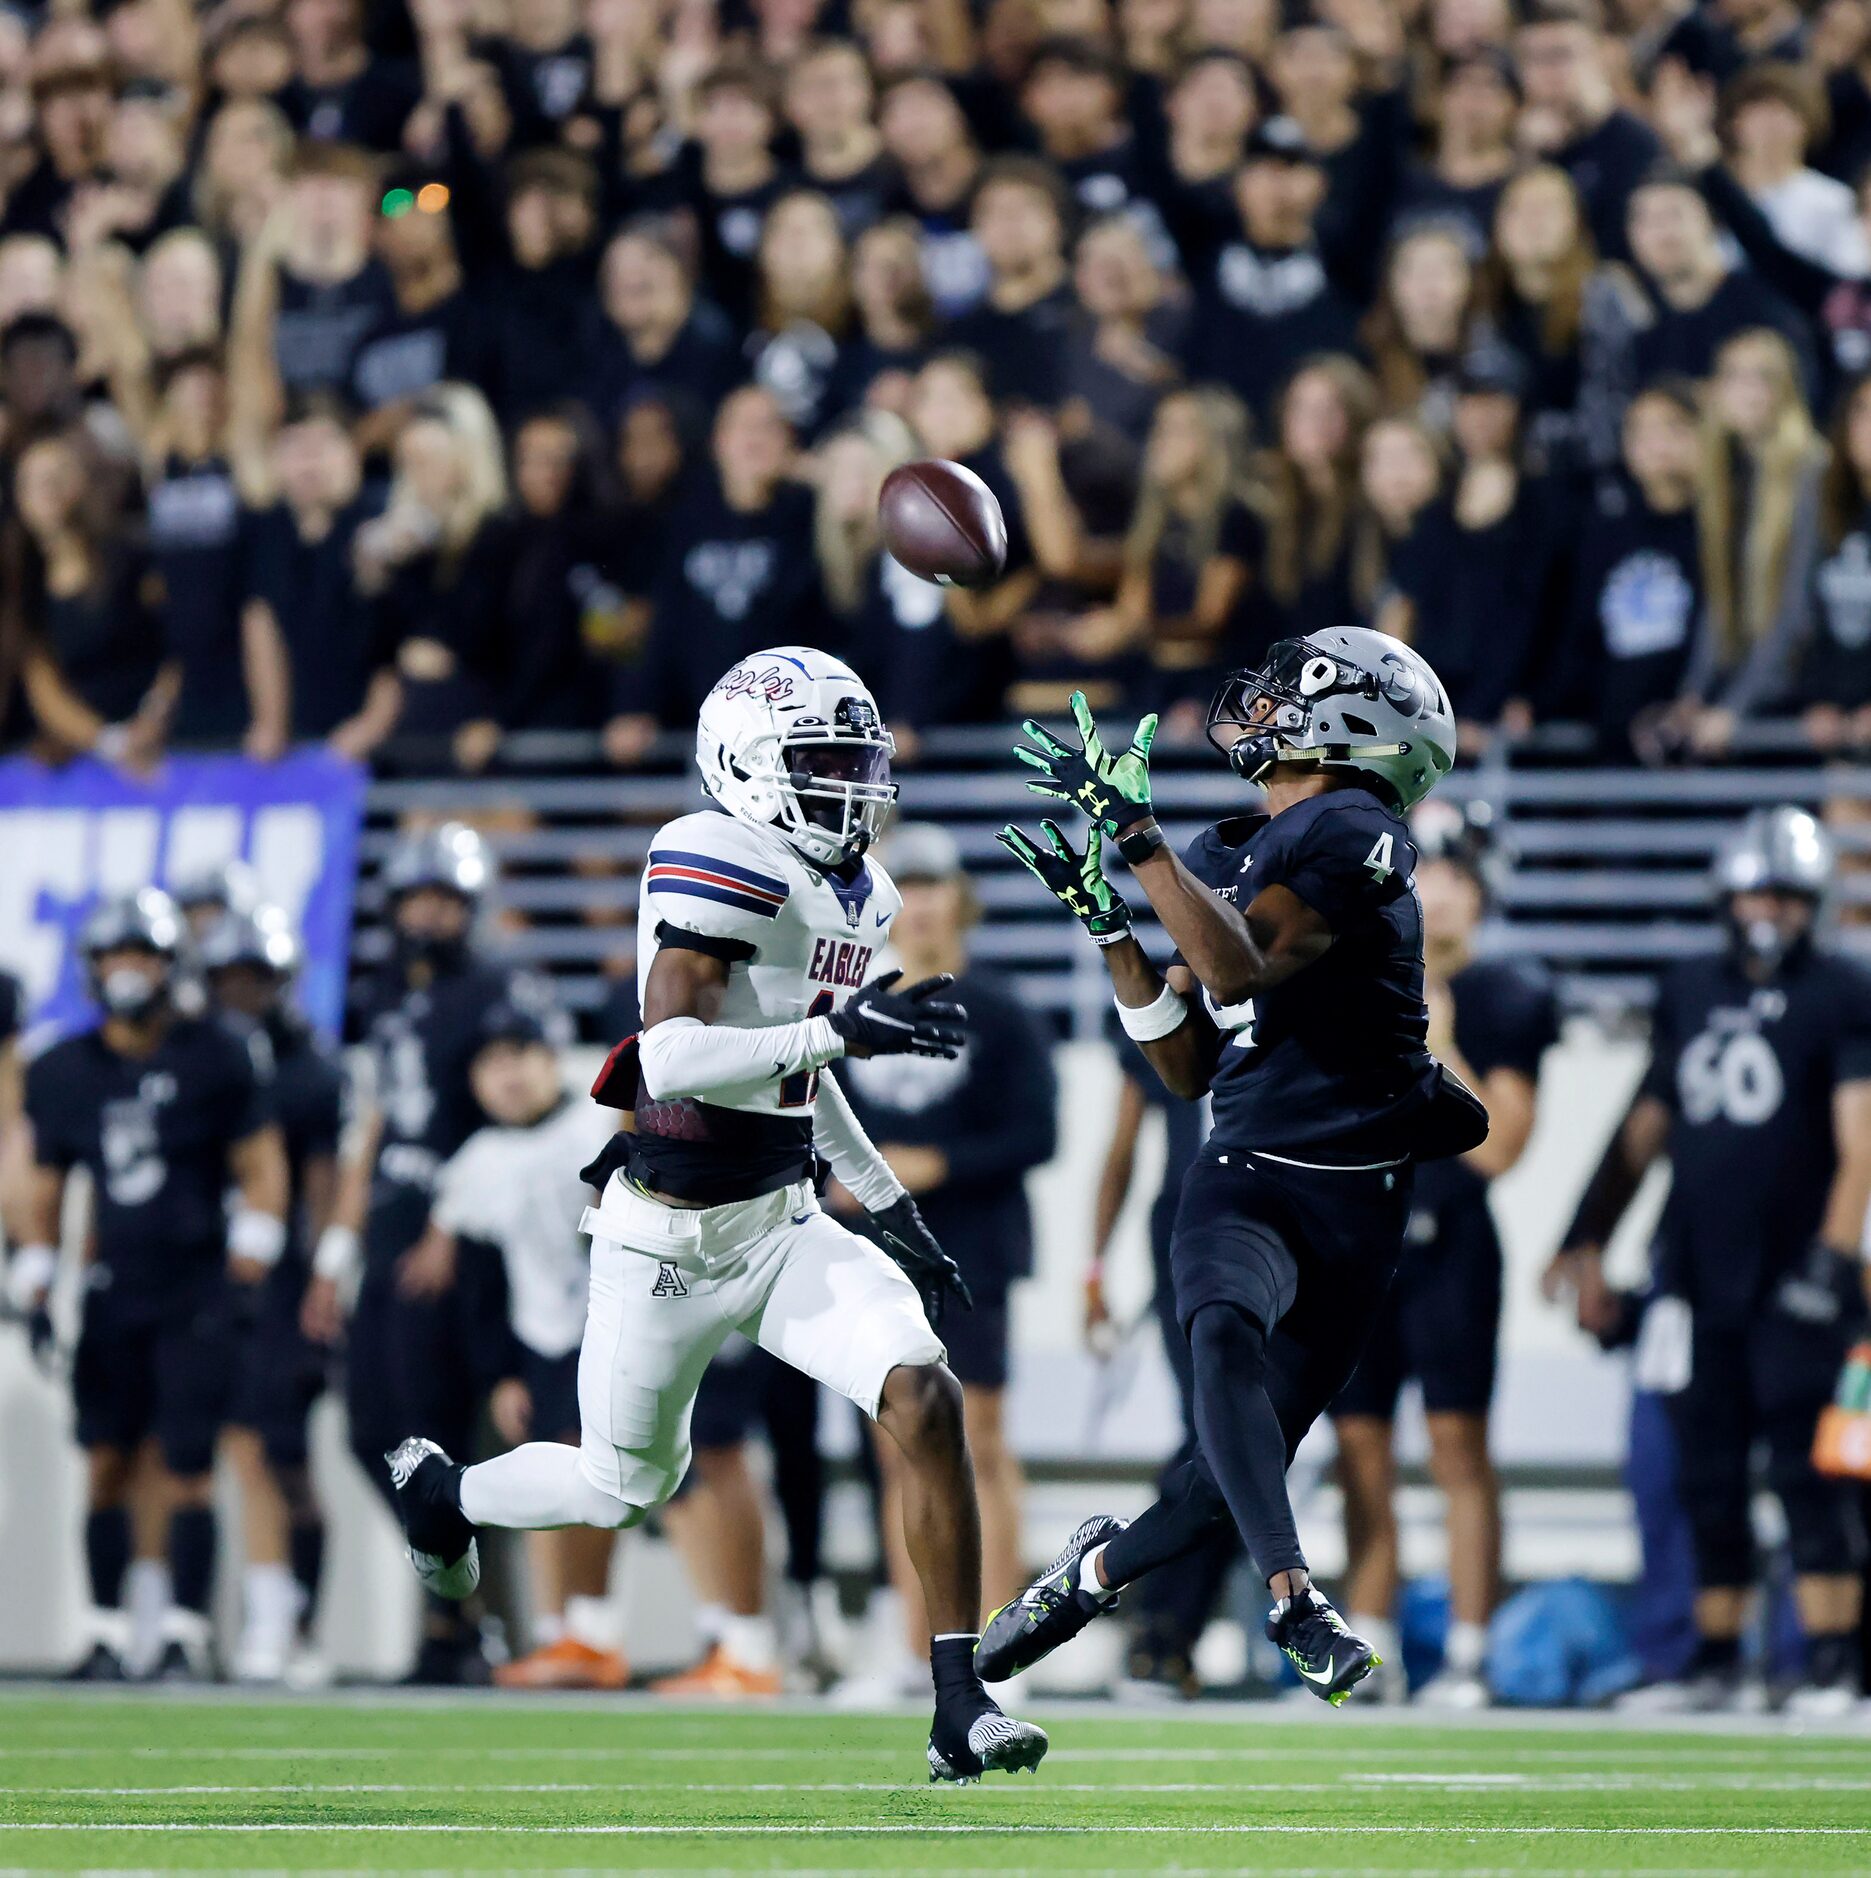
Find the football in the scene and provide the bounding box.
[879,458,1008,588]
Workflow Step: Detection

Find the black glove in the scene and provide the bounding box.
[1772,1242,1869,1331]
[829,971,967,1059]
[870,1194,973,1328]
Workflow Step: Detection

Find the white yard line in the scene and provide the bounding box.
[17,1774,1871,1797]
[4,1822,1870,1837]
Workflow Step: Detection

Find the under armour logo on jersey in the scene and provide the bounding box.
[651,1261,689,1299]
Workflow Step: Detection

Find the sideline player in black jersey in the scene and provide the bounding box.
[1331,803,1556,1708]
[200,906,344,1684]
[15,890,289,1680]
[982,626,1480,1704]
[1553,807,1871,1717]
[303,822,564,1683]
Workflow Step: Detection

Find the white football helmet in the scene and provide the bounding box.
[696,648,898,867]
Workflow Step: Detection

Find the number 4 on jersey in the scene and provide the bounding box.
[1364,832,1394,881]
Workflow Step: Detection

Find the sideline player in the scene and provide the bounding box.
[13,890,289,1678]
[981,628,1478,1704]
[386,648,1047,1782]
[304,822,565,1684]
[1331,805,1555,1707]
[1552,807,1871,1715]
[200,905,344,1683]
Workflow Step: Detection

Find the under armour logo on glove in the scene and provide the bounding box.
[1013,692,1157,837]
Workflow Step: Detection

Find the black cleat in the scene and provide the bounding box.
[64,1641,126,1682]
[385,1437,480,1599]
[400,1630,494,1687]
[974,1514,1125,1683]
[1268,1585,1378,1706]
[927,1704,1049,1783]
[144,1638,211,1684]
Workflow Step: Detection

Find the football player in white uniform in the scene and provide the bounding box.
[387,647,1046,1783]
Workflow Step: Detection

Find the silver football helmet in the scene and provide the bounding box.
[1207,627,1457,810]
[1711,807,1833,900]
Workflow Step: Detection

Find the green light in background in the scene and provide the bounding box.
[381,188,415,218]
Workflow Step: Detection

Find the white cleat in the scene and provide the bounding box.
[1412,1669,1491,1711]
[927,1711,1049,1784]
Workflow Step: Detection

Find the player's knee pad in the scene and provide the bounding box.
[1682,1483,1753,1588]
[1189,1301,1269,1393]
[1768,1450,1864,1577]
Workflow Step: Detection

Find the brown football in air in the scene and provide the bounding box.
[879,459,1008,588]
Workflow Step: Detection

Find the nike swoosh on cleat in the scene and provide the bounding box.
[1298,1659,1336,1685]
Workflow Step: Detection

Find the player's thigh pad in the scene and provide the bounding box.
[1167,1155,1302,1337]
[745,1205,945,1418]
[576,1192,735,1508]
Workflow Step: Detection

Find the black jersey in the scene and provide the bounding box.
[1416,959,1558,1215]
[25,1016,271,1312]
[1642,946,1871,1324]
[1182,788,1439,1162]
[0,971,21,1044]
[252,1010,345,1256]
[354,960,560,1197]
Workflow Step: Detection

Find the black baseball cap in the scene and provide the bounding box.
[1242,116,1317,166]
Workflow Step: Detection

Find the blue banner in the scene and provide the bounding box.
[0,750,366,1039]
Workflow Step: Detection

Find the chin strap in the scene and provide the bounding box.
[1230,739,1407,783]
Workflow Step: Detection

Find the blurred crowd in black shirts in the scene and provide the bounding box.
[9,0,1871,769]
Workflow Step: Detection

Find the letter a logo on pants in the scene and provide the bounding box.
[651,1260,689,1299]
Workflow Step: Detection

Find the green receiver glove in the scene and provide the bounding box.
[997,820,1131,945]
[1013,690,1158,836]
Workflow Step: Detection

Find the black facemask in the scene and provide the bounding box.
[1723,903,1814,976]
[393,928,470,979]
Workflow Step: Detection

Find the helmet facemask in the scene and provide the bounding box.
[778,726,898,867]
[1206,641,1405,790]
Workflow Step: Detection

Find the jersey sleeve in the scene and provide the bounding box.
[302,1055,345,1160]
[1830,963,1871,1086]
[0,972,21,1045]
[1461,967,1560,1081]
[219,1026,275,1139]
[1254,799,1406,931]
[642,813,791,960]
[1638,981,1680,1109]
[432,1134,497,1239]
[23,1048,82,1170]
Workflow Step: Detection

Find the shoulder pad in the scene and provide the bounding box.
[647,811,793,925]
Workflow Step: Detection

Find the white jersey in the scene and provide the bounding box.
[432,1097,618,1358]
[637,809,901,1121]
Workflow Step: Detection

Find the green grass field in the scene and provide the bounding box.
[1,1692,1868,1875]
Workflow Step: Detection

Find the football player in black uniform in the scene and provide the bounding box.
[16,890,289,1679]
[1331,804,1556,1707]
[1552,807,1871,1716]
[983,626,1480,1704]
[303,822,564,1683]
[200,906,345,1684]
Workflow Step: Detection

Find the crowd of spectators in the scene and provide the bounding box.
[7,0,1871,769]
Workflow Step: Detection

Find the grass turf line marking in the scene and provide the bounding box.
[7,1824,1871,1837]
[25,1775,1871,1797]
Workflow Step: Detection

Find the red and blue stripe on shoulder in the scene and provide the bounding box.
[645,847,790,919]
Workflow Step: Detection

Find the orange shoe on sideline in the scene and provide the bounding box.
[650,1643,782,1698]
[494,1637,631,1690]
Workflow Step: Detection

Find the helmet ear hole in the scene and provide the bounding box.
[1341,713,1377,736]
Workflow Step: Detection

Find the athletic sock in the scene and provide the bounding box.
[84,1508,130,1611]
[720,1613,777,1674]
[1077,1543,1120,1603]
[169,1507,217,1616]
[243,1562,301,1649]
[931,1633,991,1716]
[1692,1633,1742,1677]
[125,1559,170,1672]
[1808,1629,1857,1686]
[1443,1619,1487,1677]
[565,1594,621,1653]
[289,1518,325,1622]
[1187,1303,1306,1581]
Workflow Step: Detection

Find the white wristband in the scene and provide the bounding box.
[1115,983,1189,1043]
[6,1244,57,1310]
[312,1224,360,1282]
[229,1208,288,1268]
